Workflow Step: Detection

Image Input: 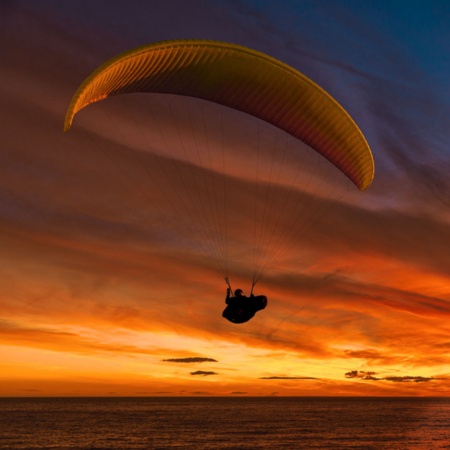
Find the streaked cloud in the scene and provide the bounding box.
[345,370,448,383]
[163,357,218,363]
[0,0,449,397]
[190,371,218,376]
[260,376,318,380]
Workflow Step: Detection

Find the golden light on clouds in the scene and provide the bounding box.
[1,3,450,398]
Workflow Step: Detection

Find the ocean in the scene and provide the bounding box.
[0,397,449,449]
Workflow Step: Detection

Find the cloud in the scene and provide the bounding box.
[345,370,448,383]
[260,376,318,380]
[0,319,190,358]
[384,376,436,383]
[190,371,217,376]
[162,357,218,363]
[2,0,450,398]
[345,370,377,379]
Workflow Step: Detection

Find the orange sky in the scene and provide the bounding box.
[1,2,449,397]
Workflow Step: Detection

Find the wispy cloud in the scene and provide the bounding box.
[260,376,318,380]
[190,371,218,376]
[163,357,218,363]
[345,370,448,383]
[1,0,450,397]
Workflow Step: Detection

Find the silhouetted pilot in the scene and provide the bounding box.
[222,288,268,324]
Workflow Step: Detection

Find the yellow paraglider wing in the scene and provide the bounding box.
[65,39,374,190]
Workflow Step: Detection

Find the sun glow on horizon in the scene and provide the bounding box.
[2,1,450,399]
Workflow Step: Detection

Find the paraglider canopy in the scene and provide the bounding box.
[64,39,375,288]
[64,39,374,191]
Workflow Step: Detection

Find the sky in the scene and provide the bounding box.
[1,0,450,397]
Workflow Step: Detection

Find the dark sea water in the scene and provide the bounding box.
[1,397,449,449]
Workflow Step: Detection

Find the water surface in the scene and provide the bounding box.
[1,397,449,449]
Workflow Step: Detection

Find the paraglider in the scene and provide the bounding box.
[222,287,268,324]
[64,39,374,324]
[65,39,373,190]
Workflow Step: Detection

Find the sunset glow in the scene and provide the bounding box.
[1,1,449,397]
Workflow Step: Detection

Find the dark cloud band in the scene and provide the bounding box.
[163,357,218,363]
